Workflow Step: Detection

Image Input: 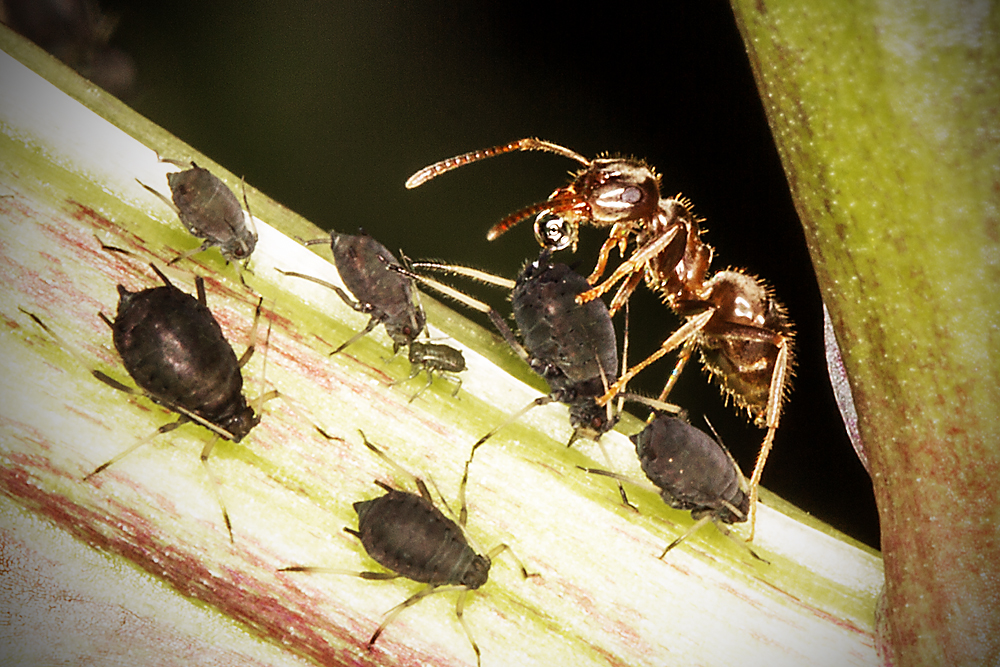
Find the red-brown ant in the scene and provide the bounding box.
[407,138,795,538]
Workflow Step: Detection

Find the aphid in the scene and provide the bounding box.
[138,158,257,265]
[281,431,533,666]
[587,413,763,560]
[280,229,426,355]
[407,139,795,538]
[89,264,266,540]
[394,249,621,446]
[395,341,466,403]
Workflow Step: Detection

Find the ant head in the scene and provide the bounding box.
[561,158,661,228]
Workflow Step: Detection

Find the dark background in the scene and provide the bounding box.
[66,1,879,548]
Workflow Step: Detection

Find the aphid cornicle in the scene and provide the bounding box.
[407,138,796,538]
[89,264,263,540]
[281,432,532,667]
[281,229,426,355]
[139,158,257,264]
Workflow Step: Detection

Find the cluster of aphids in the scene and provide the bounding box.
[75,140,792,665]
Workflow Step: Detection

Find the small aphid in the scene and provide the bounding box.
[280,229,426,355]
[138,158,257,264]
[395,341,466,403]
[89,264,267,540]
[281,431,533,666]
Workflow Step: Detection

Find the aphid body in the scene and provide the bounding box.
[349,481,490,589]
[402,341,466,401]
[141,159,257,263]
[510,252,619,440]
[633,414,747,524]
[99,265,259,441]
[285,433,529,666]
[283,229,426,355]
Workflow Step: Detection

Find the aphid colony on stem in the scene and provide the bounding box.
[407,138,796,538]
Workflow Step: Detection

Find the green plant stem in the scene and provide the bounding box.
[730,2,1000,665]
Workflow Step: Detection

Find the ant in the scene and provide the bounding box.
[407,138,795,538]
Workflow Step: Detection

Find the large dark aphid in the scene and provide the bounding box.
[395,249,621,446]
[139,158,257,264]
[407,138,796,538]
[281,229,426,354]
[89,264,262,540]
[281,432,531,666]
[632,414,755,558]
[584,412,760,559]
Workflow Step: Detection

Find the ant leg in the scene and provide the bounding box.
[586,234,621,285]
[655,339,697,404]
[597,310,714,407]
[578,224,680,305]
[608,270,645,317]
[746,336,791,541]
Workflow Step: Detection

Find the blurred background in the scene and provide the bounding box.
[6,0,880,548]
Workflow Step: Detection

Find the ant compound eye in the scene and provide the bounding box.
[534,211,576,251]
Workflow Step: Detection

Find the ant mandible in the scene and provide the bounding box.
[406,138,795,539]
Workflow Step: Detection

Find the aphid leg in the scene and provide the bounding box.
[453,590,482,667]
[167,241,213,266]
[746,336,791,541]
[236,296,263,369]
[278,563,399,579]
[597,309,715,408]
[277,269,387,355]
[199,435,233,543]
[83,414,187,480]
[367,583,442,649]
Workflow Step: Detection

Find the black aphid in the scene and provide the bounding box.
[139,158,257,264]
[590,413,763,560]
[89,264,265,540]
[281,431,533,666]
[280,229,426,354]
